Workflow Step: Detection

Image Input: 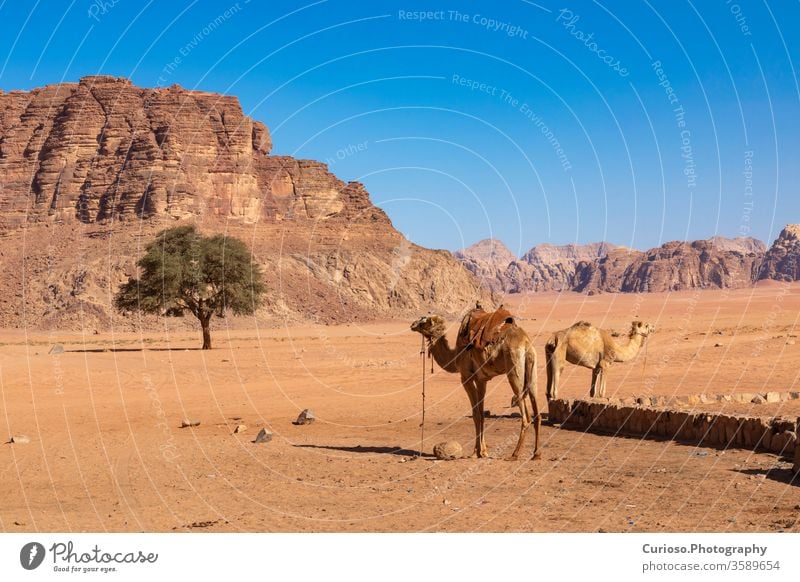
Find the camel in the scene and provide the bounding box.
[410,307,541,460]
[545,320,655,400]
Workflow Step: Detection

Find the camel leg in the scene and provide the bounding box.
[528,387,541,460]
[524,349,541,460]
[475,379,489,458]
[545,343,557,401]
[462,377,483,458]
[598,363,609,397]
[508,364,531,461]
[590,366,601,398]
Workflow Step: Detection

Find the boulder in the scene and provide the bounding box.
[433,441,462,460]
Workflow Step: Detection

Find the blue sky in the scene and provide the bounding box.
[1,0,798,255]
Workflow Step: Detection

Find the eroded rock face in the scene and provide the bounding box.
[0,77,487,328]
[759,225,800,281]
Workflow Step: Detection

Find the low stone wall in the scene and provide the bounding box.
[795,419,800,473]
[548,398,797,457]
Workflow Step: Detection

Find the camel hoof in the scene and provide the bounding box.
[507,455,520,461]
[531,452,542,460]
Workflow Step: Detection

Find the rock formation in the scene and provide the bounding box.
[758,225,800,281]
[0,76,487,329]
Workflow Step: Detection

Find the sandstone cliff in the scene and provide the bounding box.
[0,77,486,329]
[758,225,800,281]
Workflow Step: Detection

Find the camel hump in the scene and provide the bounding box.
[460,306,516,350]
[574,320,593,328]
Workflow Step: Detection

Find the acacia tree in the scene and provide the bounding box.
[115,225,266,349]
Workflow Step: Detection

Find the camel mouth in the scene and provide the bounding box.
[410,318,426,332]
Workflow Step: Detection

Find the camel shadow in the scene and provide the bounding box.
[67,347,205,353]
[295,444,434,458]
[734,467,799,487]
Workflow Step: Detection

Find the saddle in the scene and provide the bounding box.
[458,303,516,350]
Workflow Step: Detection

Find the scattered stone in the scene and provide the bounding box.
[765,392,781,403]
[48,344,64,355]
[787,339,796,346]
[253,428,273,443]
[433,441,462,460]
[8,435,30,444]
[483,409,492,418]
[180,419,200,428]
[714,343,723,348]
[751,394,766,404]
[293,409,316,425]
[233,424,247,434]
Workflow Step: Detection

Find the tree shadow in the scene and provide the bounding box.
[67,347,205,353]
[733,467,799,486]
[295,443,434,458]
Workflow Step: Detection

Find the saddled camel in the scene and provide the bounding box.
[411,306,541,460]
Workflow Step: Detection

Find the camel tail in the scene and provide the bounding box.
[524,344,536,402]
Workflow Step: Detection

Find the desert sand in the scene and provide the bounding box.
[1,285,798,532]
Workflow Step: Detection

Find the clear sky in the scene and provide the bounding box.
[1,0,798,256]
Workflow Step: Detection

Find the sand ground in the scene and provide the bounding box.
[1,285,799,532]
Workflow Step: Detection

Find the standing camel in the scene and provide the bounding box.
[410,307,541,460]
[545,320,655,400]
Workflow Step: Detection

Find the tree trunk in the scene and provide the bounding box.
[201,315,212,350]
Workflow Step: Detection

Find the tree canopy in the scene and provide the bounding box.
[115,225,266,349]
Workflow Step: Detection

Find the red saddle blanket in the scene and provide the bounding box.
[458,307,515,350]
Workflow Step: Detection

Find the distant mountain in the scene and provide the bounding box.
[574,239,763,293]
[453,239,517,293]
[454,235,781,294]
[507,242,622,292]
[707,236,767,254]
[758,225,800,281]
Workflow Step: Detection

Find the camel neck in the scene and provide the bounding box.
[427,334,460,373]
[614,332,646,362]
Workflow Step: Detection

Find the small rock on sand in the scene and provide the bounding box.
[48,344,64,355]
[293,409,316,425]
[233,424,247,434]
[180,419,201,428]
[751,394,766,404]
[253,428,273,444]
[8,435,30,444]
[433,441,462,460]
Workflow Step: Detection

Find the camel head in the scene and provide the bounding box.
[410,315,447,340]
[630,321,656,338]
